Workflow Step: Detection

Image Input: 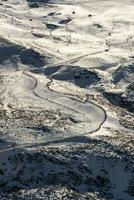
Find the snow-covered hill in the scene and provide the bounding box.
[0,0,134,199]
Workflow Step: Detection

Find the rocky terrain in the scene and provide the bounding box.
[0,0,134,199]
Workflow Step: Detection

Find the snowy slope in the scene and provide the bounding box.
[0,0,134,199]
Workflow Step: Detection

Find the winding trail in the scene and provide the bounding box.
[0,36,107,152]
[23,70,82,114]
[0,65,107,153]
[21,68,107,140]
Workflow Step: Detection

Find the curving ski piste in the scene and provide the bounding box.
[0,0,134,199]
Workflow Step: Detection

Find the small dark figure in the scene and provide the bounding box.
[105,39,111,51]
[88,14,92,17]
[105,48,109,52]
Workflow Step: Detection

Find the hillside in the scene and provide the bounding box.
[0,0,134,199]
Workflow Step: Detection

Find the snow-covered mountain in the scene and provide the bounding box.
[0,0,134,199]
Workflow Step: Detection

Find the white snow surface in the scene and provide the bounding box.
[0,0,134,199]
